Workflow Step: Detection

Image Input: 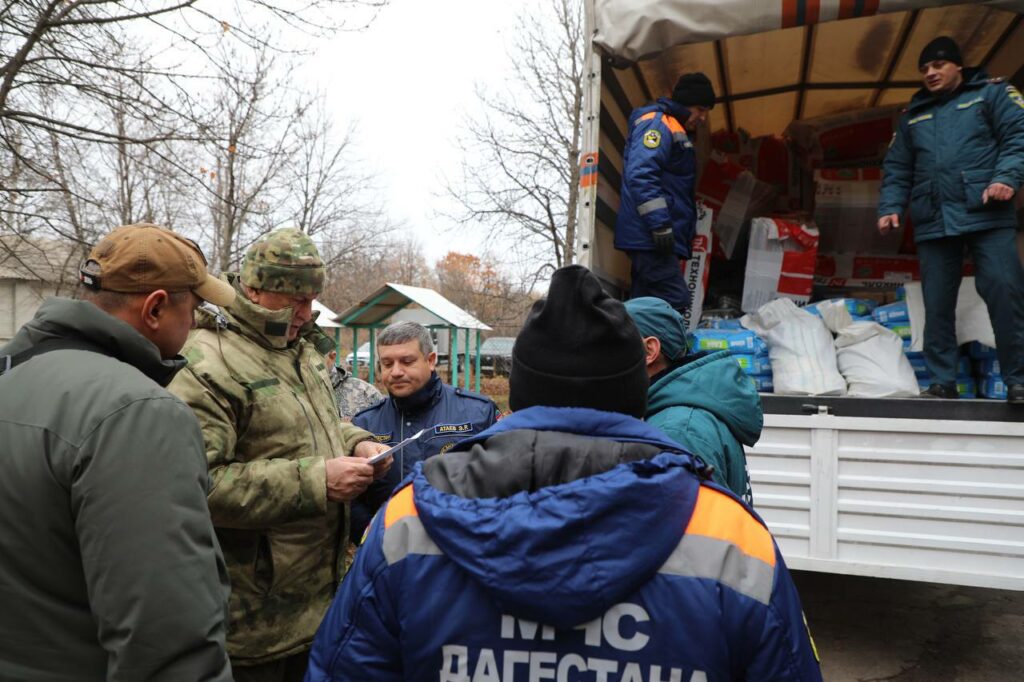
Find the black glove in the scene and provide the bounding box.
[651,226,675,256]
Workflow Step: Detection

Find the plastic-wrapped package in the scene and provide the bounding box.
[741,298,846,396]
[816,300,919,398]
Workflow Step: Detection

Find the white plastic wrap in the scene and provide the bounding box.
[741,298,846,396]
[818,300,919,398]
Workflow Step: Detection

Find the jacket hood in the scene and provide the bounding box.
[194,273,320,350]
[908,66,989,111]
[412,407,701,628]
[3,297,185,386]
[647,351,763,447]
[655,97,691,124]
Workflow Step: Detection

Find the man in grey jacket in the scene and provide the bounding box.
[0,224,236,681]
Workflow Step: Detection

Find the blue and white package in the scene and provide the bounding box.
[886,323,912,339]
[979,376,1007,400]
[691,328,767,354]
[749,374,774,392]
[906,354,929,378]
[733,353,772,375]
[872,301,909,325]
[805,298,877,318]
[968,342,998,359]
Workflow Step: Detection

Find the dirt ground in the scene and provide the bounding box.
[795,571,1024,682]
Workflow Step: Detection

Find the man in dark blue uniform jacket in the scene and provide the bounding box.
[878,36,1024,404]
[307,265,822,681]
[351,321,498,540]
[615,72,715,313]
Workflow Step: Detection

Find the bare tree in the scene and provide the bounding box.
[283,103,392,264]
[319,235,433,314]
[434,251,535,335]
[0,0,387,249]
[445,0,585,279]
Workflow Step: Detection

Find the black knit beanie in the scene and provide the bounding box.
[671,72,716,109]
[509,265,648,418]
[919,36,962,69]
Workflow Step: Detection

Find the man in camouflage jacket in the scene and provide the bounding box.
[170,228,390,681]
[306,329,383,422]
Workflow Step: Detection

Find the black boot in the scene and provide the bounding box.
[1008,384,1024,405]
[920,383,959,399]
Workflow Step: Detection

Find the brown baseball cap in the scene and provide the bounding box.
[79,223,235,307]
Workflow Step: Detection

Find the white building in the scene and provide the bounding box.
[0,237,80,344]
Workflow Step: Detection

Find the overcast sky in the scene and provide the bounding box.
[302,0,526,265]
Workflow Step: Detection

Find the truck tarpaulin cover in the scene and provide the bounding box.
[594,1,1024,62]
[592,1,1024,139]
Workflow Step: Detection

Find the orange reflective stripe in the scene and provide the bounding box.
[636,112,657,123]
[685,487,776,567]
[384,485,417,529]
[661,114,684,135]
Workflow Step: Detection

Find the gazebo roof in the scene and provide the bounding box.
[334,282,491,331]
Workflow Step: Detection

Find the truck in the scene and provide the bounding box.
[577,0,1024,591]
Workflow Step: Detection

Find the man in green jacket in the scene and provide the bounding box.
[0,224,236,681]
[169,228,390,681]
[878,36,1024,403]
[625,297,760,504]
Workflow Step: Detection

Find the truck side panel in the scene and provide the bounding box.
[749,414,1024,591]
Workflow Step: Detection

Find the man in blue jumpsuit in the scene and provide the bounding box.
[306,265,822,681]
[878,36,1024,404]
[351,321,498,540]
[616,72,715,313]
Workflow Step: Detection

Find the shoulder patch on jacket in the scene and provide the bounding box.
[643,129,662,149]
[908,113,934,125]
[1007,85,1024,110]
[989,76,1006,84]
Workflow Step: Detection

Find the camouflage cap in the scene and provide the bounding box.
[240,228,325,295]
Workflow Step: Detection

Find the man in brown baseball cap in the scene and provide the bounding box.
[0,223,234,681]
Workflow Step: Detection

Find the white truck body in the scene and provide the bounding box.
[578,0,1024,590]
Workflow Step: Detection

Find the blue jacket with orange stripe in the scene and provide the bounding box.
[615,98,699,259]
[306,407,821,682]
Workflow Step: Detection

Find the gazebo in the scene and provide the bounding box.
[313,299,345,356]
[333,283,492,392]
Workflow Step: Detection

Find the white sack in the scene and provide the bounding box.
[818,300,919,398]
[741,298,846,396]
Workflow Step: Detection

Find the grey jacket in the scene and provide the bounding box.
[0,298,231,681]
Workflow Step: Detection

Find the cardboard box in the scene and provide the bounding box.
[814,254,920,288]
[814,168,903,255]
[786,106,903,168]
[742,217,819,313]
[697,155,777,259]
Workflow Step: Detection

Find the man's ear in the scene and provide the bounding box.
[427,351,438,371]
[643,336,661,367]
[139,290,170,332]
